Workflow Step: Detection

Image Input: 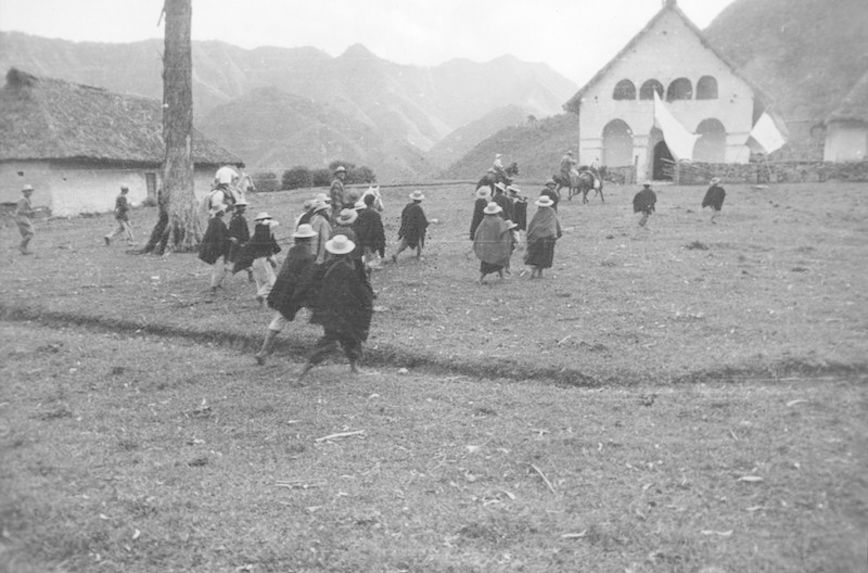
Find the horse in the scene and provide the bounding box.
[361,184,385,212]
[574,170,605,204]
[477,162,519,193]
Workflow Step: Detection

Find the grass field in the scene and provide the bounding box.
[1,180,867,571]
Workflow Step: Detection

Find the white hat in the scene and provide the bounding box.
[293,224,317,238]
[494,182,506,192]
[507,185,521,195]
[506,220,518,230]
[325,234,355,255]
[483,202,502,215]
[336,208,358,225]
[210,205,226,216]
[354,199,366,210]
[710,177,721,185]
[545,178,557,187]
[334,165,346,173]
[234,198,248,206]
[535,196,554,207]
[254,212,272,221]
[475,187,491,199]
[409,190,424,201]
[22,184,34,192]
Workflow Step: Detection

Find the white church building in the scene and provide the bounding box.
[564,0,774,181]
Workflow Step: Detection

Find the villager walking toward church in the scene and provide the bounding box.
[255,224,320,365]
[104,185,134,246]
[226,199,252,283]
[354,193,387,270]
[15,184,36,255]
[199,206,231,295]
[473,202,512,284]
[633,182,657,228]
[540,179,560,211]
[492,182,514,222]
[392,190,429,263]
[523,195,562,279]
[299,235,374,380]
[245,212,282,305]
[469,187,490,240]
[508,185,527,235]
[702,177,726,223]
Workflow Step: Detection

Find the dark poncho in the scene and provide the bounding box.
[398,202,428,249]
[233,223,281,272]
[702,184,726,210]
[354,208,386,257]
[492,192,514,222]
[540,187,560,211]
[512,198,528,230]
[227,212,250,263]
[267,243,319,321]
[198,217,230,265]
[524,206,562,269]
[310,257,373,343]
[469,198,487,240]
[633,188,657,214]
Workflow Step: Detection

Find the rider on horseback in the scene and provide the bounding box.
[560,150,577,183]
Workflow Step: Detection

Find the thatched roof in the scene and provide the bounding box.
[563,0,770,114]
[0,68,242,166]
[826,71,868,125]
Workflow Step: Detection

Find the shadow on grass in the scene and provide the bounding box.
[1,303,865,387]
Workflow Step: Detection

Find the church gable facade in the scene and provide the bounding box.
[564,1,760,181]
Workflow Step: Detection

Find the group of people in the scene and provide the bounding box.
[470,181,562,282]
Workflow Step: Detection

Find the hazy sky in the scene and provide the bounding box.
[0,0,735,83]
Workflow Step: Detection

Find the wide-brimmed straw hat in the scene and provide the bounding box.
[475,187,491,200]
[545,179,557,187]
[334,165,346,173]
[506,220,518,229]
[325,234,355,255]
[210,205,226,216]
[234,198,248,207]
[22,184,34,192]
[535,196,554,207]
[254,212,272,222]
[507,185,521,195]
[354,199,366,210]
[494,182,506,192]
[336,208,358,225]
[409,190,424,201]
[293,223,317,238]
[483,202,502,215]
[710,177,721,185]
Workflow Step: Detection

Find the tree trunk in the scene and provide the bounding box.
[146,0,199,254]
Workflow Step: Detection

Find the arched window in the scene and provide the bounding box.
[602,119,634,167]
[693,118,727,162]
[696,76,718,100]
[639,79,664,100]
[613,79,636,100]
[666,77,693,101]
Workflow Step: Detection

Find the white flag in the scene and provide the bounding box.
[749,112,787,154]
[653,91,699,161]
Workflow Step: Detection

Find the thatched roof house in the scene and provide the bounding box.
[0,68,243,216]
[823,71,868,162]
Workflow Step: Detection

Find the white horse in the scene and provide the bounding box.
[361,185,385,212]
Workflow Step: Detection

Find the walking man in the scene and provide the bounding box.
[15,184,36,255]
[392,190,429,263]
[633,182,657,228]
[329,165,347,220]
[702,177,726,223]
[104,186,134,246]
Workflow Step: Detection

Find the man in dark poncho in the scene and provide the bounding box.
[540,179,560,211]
[329,165,347,220]
[508,185,528,233]
[255,224,320,365]
[469,187,490,240]
[702,177,726,223]
[299,234,374,379]
[199,206,231,295]
[355,193,386,270]
[633,182,657,228]
[524,195,562,279]
[227,199,252,283]
[473,202,512,283]
[492,182,514,222]
[392,190,429,263]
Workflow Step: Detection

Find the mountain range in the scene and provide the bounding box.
[0,31,577,181]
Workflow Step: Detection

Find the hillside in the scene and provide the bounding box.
[0,32,577,177]
[439,114,579,181]
[201,86,432,181]
[426,105,532,170]
[705,0,868,122]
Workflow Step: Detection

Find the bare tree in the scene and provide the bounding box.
[144,0,200,254]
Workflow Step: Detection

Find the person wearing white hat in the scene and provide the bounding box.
[507,185,528,235]
[473,203,512,283]
[560,150,578,185]
[298,234,374,379]
[469,186,491,241]
[255,223,320,365]
[391,191,429,263]
[15,184,36,255]
[702,177,726,224]
[309,197,333,264]
[355,193,386,270]
[329,165,348,220]
[198,205,231,295]
[244,212,282,305]
[492,181,514,222]
[633,182,657,228]
[524,195,562,279]
[540,178,560,211]
[226,199,252,283]
[104,185,134,247]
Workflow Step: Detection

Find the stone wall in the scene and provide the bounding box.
[676,160,868,185]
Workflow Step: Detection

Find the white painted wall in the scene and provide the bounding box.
[576,9,756,179]
[0,161,220,216]
[824,123,868,162]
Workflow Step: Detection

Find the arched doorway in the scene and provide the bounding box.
[602,119,634,167]
[693,118,727,162]
[653,141,674,180]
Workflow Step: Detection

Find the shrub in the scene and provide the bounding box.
[282,167,313,190]
[312,168,332,188]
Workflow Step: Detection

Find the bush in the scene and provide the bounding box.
[251,171,279,193]
[312,168,332,188]
[282,167,313,191]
